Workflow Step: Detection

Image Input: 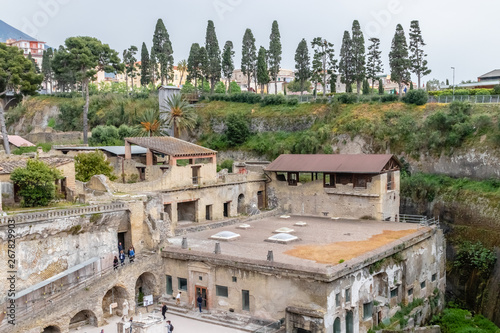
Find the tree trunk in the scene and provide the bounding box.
[226,78,230,94]
[274,80,278,95]
[323,73,327,96]
[173,117,179,138]
[210,78,215,94]
[125,74,128,93]
[0,99,10,154]
[398,81,403,99]
[247,74,251,93]
[261,84,264,96]
[179,71,185,87]
[300,81,304,96]
[254,76,258,94]
[356,81,361,95]
[83,80,90,144]
[417,75,421,90]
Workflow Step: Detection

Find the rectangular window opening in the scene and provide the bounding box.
[407,288,413,296]
[345,288,351,303]
[335,292,341,308]
[242,290,250,311]
[420,281,426,289]
[363,302,373,320]
[216,285,228,297]
[390,288,398,298]
[432,274,437,282]
[178,277,187,291]
[166,275,173,295]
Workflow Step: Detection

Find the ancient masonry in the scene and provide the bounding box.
[0,138,445,333]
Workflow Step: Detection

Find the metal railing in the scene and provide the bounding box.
[428,95,500,104]
[0,202,127,225]
[399,214,439,226]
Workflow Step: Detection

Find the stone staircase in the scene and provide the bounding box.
[153,296,272,332]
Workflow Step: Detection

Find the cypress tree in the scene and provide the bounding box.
[257,46,270,95]
[205,20,222,94]
[410,82,414,90]
[268,20,282,95]
[378,79,384,95]
[187,43,201,89]
[140,43,151,86]
[222,41,235,93]
[351,20,366,94]
[199,46,209,89]
[389,24,411,97]
[339,31,354,93]
[362,79,370,95]
[294,38,311,96]
[409,20,431,89]
[241,28,257,92]
[152,19,174,85]
[41,48,54,93]
[366,38,383,90]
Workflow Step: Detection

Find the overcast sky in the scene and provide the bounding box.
[1,0,498,85]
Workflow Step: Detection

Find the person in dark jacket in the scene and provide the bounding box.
[119,250,125,266]
[128,246,135,263]
[161,303,168,319]
[113,256,119,270]
[197,294,203,313]
[118,242,123,253]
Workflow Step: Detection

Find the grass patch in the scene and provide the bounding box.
[431,307,500,333]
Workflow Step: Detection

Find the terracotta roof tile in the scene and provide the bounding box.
[0,157,73,174]
[7,135,35,147]
[265,154,400,174]
[125,137,216,157]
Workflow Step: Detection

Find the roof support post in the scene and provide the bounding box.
[146,148,153,166]
[125,141,132,160]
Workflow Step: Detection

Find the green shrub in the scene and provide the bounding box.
[225,113,251,146]
[214,81,226,94]
[261,94,286,106]
[381,94,399,102]
[454,241,496,274]
[75,150,117,182]
[10,159,63,207]
[403,89,428,105]
[89,125,122,146]
[228,81,241,94]
[336,93,357,104]
[287,97,299,106]
[432,308,500,333]
[12,143,52,155]
[217,159,234,173]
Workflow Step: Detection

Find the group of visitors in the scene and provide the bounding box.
[113,242,136,270]
[161,303,174,332]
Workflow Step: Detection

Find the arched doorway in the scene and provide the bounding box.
[333,317,341,333]
[135,272,158,307]
[346,311,353,333]
[102,286,129,318]
[42,326,61,333]
[69,310,97,329]
[237,194,245,214]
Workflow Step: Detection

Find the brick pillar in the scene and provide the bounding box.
[146,149,153,166]
[125,141,131,160]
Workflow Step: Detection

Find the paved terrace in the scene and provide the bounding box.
[162,215,435,280]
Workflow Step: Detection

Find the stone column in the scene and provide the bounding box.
[125,141,132,160]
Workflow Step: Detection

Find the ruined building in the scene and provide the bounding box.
[0,139,445,333]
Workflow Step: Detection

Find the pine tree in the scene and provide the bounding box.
[409,20,431,89]
[222,41,235,93]
[152,19,174,85]
[339,31,354,93]
[378,79,384,95]
[294,38,311,96]
[205,20,222,94]
[187,43,201,89]
[351,20,366,94]
[366,38,383,90]
[311,37,336,96]
[41,48,54,93]
[268,20,282,95]
[140,43,151,86]
[257,47,270,95]
[241,28,257,92]
[389,24,411,97]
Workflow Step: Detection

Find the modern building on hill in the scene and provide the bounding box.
[5,38,46,67]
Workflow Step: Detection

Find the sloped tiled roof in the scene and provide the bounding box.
[125,137,216,157]
[0,157,73,174]
[478,69,500,79]
[265,154,401,174]
[6,135,35,147]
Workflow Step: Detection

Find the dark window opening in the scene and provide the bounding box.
[336,173,352,185]
[345,288,351,303]
[192,166,201,185]
[257,191,264,209]
[223,202,230,217]
[432,273,437,282]
[324,173,336,188]
[178,278,187,291]
[390,288,398,298]
[407,288,413,296]
[242,290,250,311]
[216,285,228,297]
[206,205,212,220]
[420,281,426,289]
[387,172,394,190]
[354,174,371,188]
[363,302,373,320]
[232,276,237,282]
[287,172,298,186]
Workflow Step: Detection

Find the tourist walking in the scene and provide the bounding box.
[197,294,203,313]
[128,246,135,263]
[165,320,173,333]
[119,250,125,266]
[113,256,119,270]
[118,242,123,253]
[175,291,181,305]
[161,303,168,320]
[129,317,133,333]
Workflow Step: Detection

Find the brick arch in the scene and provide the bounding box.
[42,325,61,333]
[102,284,131,318]
[134,271,160,306]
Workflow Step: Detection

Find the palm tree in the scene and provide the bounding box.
[136,109,167,137]
[177,60,187,87]
[162,93,196,138]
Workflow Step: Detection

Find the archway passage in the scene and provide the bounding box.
[135,272,158,307]
[237,194,245,214]
[69,310,97,329]
[42,326,61,333]
[102,286,129,318]
[334,317,341,333]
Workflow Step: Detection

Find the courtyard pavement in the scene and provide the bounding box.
[69,311,247,333]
